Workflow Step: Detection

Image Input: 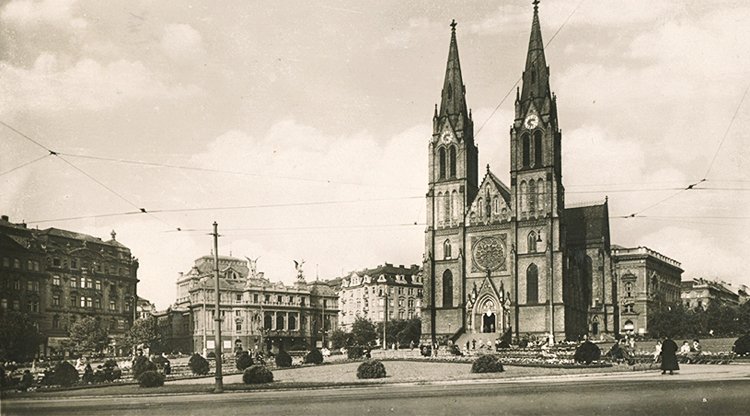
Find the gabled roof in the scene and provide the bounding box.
[564,201,610,248]
[484,168,511,204]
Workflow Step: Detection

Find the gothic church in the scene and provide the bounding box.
[422,3,615,345]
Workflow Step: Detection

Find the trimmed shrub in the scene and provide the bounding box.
[275,349,292,368]
[733,335,750,356]
[236,351,254,371]
[132,356,157,380]
[18,371,34,391]
[51,361,80,386]
[188,353,210,375]
[471,354,504,373]
[574,341,602,364]
[357,359,386,379]
[138,370,165,388]
[347,345,364,359]
[304,348,324,365]
[101,359,122,381]
[242,365,274,384]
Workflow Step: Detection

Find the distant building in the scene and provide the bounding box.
[0,215,139,357]
[137,296,156,320]
[174,254,338,353]
[337,263,422,332]
[612,245,683,336]
[681,278,740,310]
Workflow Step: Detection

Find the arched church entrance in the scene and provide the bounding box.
[482,312,496,333]
[473,297,499,334]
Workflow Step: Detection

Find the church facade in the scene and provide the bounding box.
[422,3,616,346]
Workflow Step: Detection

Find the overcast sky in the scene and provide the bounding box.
[1,0,748,309]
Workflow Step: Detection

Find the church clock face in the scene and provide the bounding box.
[472,236,506,271]
[440,130,453,144]
[524,114,539,130]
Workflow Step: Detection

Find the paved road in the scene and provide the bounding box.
[4,376,750,416]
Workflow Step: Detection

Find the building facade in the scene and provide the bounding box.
[681,278,740,310]
[337,263,422,331]
[0,215,139,357]
[421,4,613,346]
[612,245,683,336]
[174,255,338,353]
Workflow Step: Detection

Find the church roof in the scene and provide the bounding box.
[564,200,610,248]
[484,168,511,204]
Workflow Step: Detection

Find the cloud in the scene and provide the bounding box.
[160,23,206,61]
[0,53,199,114]
[1,0,87,29]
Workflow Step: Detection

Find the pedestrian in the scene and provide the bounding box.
[660,335,679,375]
[409,340,415,351]
[653,340,662,363]
[471,339,476,350]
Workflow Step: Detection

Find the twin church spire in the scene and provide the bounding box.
[439,20,468,121]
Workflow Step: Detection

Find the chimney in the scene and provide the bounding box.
[1,215,8,222]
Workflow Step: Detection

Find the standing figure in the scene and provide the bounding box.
[660,336,679,375]
[653,340,662,363]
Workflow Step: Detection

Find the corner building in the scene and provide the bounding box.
[422,5,614,345]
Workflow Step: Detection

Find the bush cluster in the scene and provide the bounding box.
[236,351,254,371]
[574,341,602,364]
[132,356,157,380]
[356,359,386,379]
[734,335,750,356]
[471,354,504,373]
[304,348,324,365]
[347,346,364,359]
[138,370,165,388]
[242,365,274,384]
[51,361,80,386]
[189,353,210,375]
[275,349,292,368]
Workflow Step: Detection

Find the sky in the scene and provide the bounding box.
[1,0,748,309]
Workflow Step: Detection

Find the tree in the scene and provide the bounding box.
[0,310,42,362]
[329,328,350,349]
[68,316,109,356]
[351,316,377,347]
[124,317,162,353]
[376,318,422,347]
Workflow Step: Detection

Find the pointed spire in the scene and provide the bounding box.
[520,0,550,104]
[439,19,468,119]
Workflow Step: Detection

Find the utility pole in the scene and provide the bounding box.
[211,222,223,393]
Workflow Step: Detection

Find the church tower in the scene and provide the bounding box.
[423,21,478,344]
[510,1,567,342]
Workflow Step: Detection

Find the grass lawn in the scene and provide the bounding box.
[3,360,650,399]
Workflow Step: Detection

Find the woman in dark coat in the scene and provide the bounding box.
[660,336,679,375]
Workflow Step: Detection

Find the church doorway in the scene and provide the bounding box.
[482,312,496,333]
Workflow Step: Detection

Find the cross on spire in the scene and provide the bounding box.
[450,19,457,32]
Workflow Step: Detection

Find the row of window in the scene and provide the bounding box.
[0,279,40,292]
[439,264,541,308]
[0,298,39,312]
[48,257,130,276]
[49,293,132,311]
[346,286,421,297]
[2,257,40,272]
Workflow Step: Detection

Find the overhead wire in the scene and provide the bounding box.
[0,154,50,177]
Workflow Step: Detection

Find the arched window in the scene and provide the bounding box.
[477,197,483,218]
[528,179,536,213]
[439,148,446,179]
[264,314,272,330]
[451,190,459,220]
[443,239,452,259]
[444,192,451,224]
[449,146,457,178]
[436,192,443,224]
[288,314,297,330]
[519,181,527,214]
[536,178,544,213]
[442,270,453,308]
[493,196,499,214]
[534,130,542,167]
[526,264,538,304]
[276,314,285,330]
[522,134,530,167]
[528,231,537,253]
